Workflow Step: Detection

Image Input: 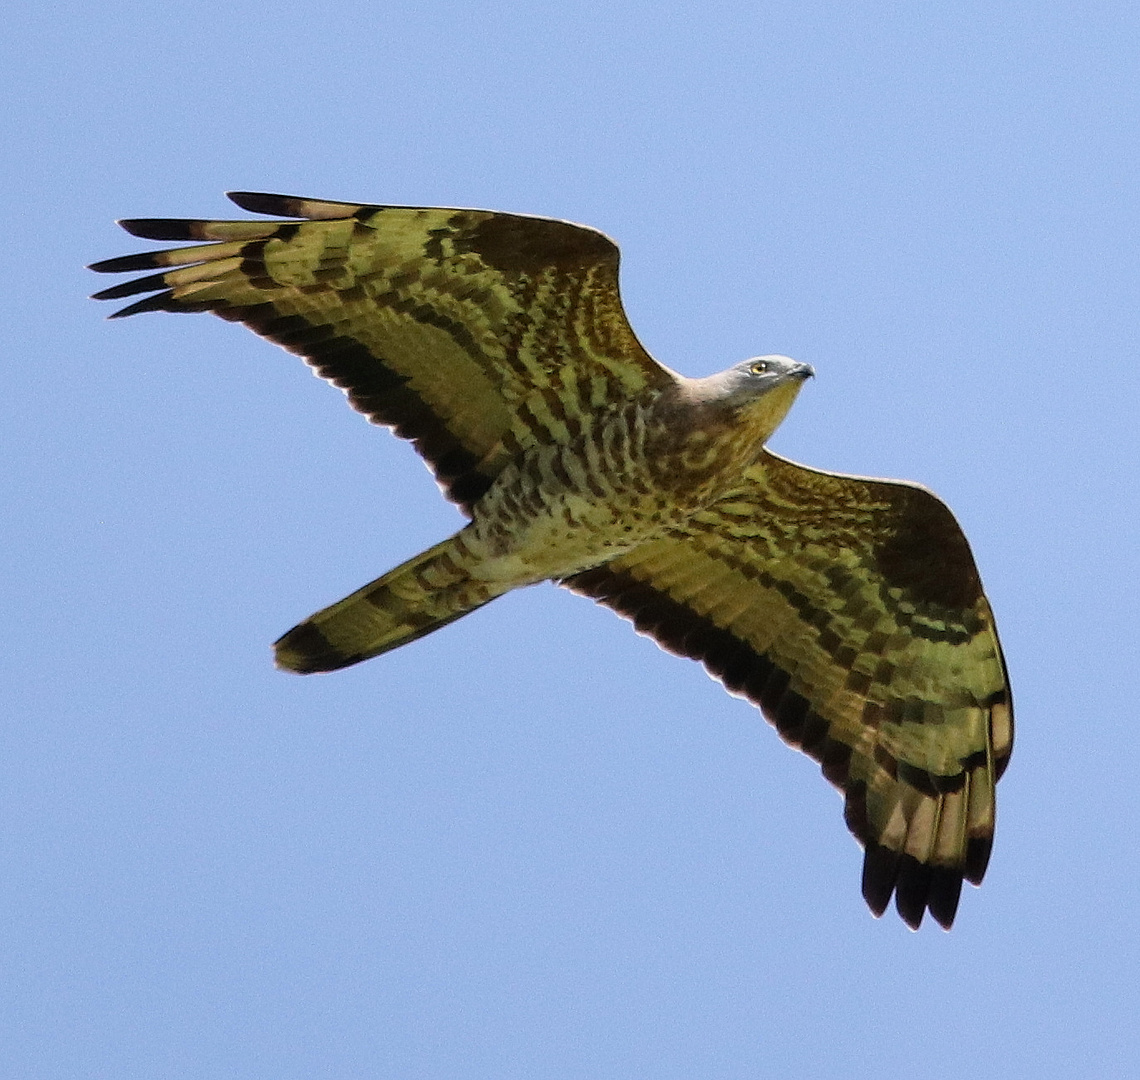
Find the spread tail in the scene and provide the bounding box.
[274,536,500,673]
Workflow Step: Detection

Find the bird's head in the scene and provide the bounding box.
[690,354,814,441]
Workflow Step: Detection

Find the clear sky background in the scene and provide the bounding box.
[4,2,1138,1077]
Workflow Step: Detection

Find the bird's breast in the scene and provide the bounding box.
[462,401,764,583]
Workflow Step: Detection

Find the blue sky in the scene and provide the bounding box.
[4,1,1139,1076]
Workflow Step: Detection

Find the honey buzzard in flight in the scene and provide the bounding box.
[91,192,1013,929]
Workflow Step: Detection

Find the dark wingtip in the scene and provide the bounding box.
[274,621,361,674]
[894,856,932,930]
[101,291,198,318]
[964,835,994,885]
[861,843,899,918]
[927,868,964,930]
[863,845,966,929]
[118,217,206,241]
[227,191,306,216]
[90,272,170,301]
[89,252,165,274]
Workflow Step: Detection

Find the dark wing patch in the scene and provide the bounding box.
[563,450,1012,930]
[91,192,672,512]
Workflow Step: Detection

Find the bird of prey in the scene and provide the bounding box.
[91,192,1012,929]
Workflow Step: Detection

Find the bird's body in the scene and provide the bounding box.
[278,359,811,671]
[92,193,1012,929]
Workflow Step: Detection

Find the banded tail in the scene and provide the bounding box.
[275,537,500,673]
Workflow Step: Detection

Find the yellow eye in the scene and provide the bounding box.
[749,360,769,375]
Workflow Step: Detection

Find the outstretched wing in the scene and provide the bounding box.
[564,450,1012,929]
[90,192,671,511]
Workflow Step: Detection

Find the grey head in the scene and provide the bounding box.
[686,355,815,407]
[672,355,815,449]
[725,354,814,400]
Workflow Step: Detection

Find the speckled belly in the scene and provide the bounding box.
[458,414,748,585]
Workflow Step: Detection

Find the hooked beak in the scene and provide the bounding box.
[790,361,815,381]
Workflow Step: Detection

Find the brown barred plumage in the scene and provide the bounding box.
[92,192,1012,929]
